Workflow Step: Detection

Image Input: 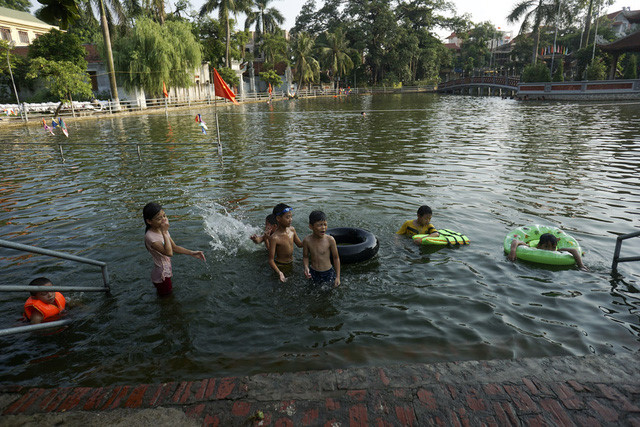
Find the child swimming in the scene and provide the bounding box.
[508,232,588,271]
[23,277,66,324]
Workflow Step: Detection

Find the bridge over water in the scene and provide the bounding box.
[437,77,520,96]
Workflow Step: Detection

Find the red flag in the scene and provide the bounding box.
[268,83,272,94]
[163,81,168,98]
[213,69,239,105]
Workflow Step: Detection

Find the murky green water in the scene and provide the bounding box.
[1,94,639,387]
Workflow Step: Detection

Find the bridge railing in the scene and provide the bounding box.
[438,76,520,89]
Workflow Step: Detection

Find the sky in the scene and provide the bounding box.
[185,0,634,41]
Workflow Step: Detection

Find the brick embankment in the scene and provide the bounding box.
[1,353,639,426]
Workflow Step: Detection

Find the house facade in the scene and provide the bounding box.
[0,6,58,47]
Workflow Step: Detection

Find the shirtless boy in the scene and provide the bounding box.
[268,203,303,282]
[303,210,340,288]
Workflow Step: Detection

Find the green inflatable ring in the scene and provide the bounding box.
[503,224,582,266]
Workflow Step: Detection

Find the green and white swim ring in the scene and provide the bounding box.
[503,224,582,266]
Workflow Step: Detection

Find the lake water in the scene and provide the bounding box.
[1,94,639,388]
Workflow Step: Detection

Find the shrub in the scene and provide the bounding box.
[521,62,551,82]
[585,59,607,80]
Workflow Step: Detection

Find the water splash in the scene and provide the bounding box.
[201,202,261,258]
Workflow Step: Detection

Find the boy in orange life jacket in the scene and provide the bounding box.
[23,277,66,324]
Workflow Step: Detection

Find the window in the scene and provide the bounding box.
[18,31,29,43]
[0,28,11,42]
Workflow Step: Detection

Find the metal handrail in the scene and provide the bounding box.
[0,319,72,337]
[612,230,640,272]
[0,238,110,292]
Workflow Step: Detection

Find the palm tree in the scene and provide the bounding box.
[507,0,559,64]
[291,31,319,89]
[200,0,251,67]
[317,28,354,87]
[244,0,284,36]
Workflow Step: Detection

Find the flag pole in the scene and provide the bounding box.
[214,91,223,165]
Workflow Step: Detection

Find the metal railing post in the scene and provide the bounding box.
[0,319,72,337]
[0,239,110,291]
[611,230,640,273]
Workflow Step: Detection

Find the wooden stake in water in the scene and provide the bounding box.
[137,144,141,161]
[59,144,65,162]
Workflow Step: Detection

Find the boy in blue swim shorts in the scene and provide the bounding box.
[303,210,341,288]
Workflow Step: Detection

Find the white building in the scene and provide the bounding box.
[0,6,58,47]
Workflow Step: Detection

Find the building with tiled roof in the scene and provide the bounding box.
[0,6,59,47]
[605,7,640,38]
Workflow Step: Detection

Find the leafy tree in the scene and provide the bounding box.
[112,18,202,96]
[552,58,564,81]
[317,28,354,86]
[35,0,81,29]
[585,57,606,80]
[28,29,88,70]
[458,22,498,71]
[199,0,251,67]
[0,0,30,12]
[344,0,398,85]
[261,32,287,69]
[233,29,251,61]
[290,31,319,88]
[217,66,239,87]
[622,54,637,80]
[27,57,93,114]
[259,69,282,86]
[521,61,551,82]
[196,17,227,66]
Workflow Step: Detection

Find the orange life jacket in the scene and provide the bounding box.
[24,292,66,321]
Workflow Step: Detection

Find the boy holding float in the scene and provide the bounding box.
[397,205,439,238]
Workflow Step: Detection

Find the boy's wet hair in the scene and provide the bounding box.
[29,277,52,296]
[273,203,292,216]
[266,214,277,225]
[539,233,558,247]
[309,210,326,225]
[417,205,432,216]
[143,202,162,232]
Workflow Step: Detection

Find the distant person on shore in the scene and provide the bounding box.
[250,214,278,250]
[143,202,206,296]
[397,205,439,238]
[508,233,588,271]
[303,210,340,289]
[23,277,65,324]
[268,203,303,282]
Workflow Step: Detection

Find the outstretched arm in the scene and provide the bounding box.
[170,237,206,261]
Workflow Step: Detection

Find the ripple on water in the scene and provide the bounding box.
[0,95,639,386]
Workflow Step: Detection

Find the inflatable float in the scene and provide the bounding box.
[503,224,582,265]
[412,229,469,246]
[327,227,379,264]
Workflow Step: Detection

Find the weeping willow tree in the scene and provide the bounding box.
[112,18,202,96]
